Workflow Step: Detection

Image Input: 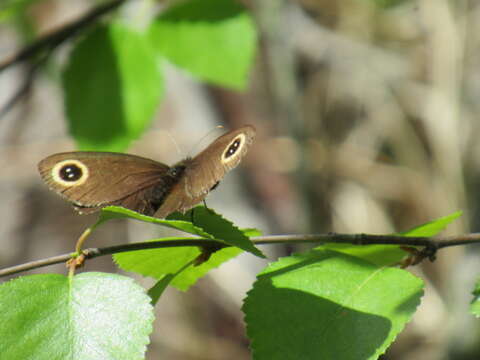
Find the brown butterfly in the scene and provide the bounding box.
[38,125,255,218]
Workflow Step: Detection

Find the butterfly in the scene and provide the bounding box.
[38,125,256,218]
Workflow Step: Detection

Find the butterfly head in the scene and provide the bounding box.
[167,163,187,179]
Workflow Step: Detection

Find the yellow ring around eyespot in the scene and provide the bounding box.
[221,133,246,165]
[51,159,89,187]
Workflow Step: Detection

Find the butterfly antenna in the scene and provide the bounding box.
[188,125,224,156]
[164,130,183,158]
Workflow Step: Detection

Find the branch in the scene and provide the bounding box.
[255,233,480,248]
[0,57,44,120]
[1,232,480,278]
[0,0,128,120]
[0,0,126,72]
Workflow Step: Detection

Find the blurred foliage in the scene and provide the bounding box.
[369,0,408,9]
[149,0,256,90]
[63,23,164,151]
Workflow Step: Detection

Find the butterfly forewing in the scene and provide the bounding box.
[182,125,256,197]
[153,126,256,218]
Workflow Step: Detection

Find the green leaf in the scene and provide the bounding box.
[0,0,41,24]
[114,238,242,291]
[368,0,408,9]
[243,249,424,360]
[398,210,462,237]
[114,237,202,278]
[63,22,163,151]
[168,206,265,258]
[0,272,154,360]
[322,211,462,266]
[148,274,176,305]
[107,205,260,291]
[470,278,480,317]
[170,247,242,290]
[241,228,263,237]
[319,243,406,267]
[95,206,212,238]
[149,0,256,90]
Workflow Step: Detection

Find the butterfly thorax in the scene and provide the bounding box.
[147,160,191,212]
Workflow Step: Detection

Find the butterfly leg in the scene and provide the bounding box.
[202,200,216,215]
[210,181,220,191]
[190,207,195,224]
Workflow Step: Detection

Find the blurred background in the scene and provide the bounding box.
[1,0,480,359]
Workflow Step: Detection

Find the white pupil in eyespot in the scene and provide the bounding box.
[59,164,83,181]
[225,139,241,158]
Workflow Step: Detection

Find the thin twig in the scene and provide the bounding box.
[0,238,221,278]
[1,232,480,278]
[0,53,47,120]
[0,0,126,72]
[0,254,74,278]
[0,0,128,120]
